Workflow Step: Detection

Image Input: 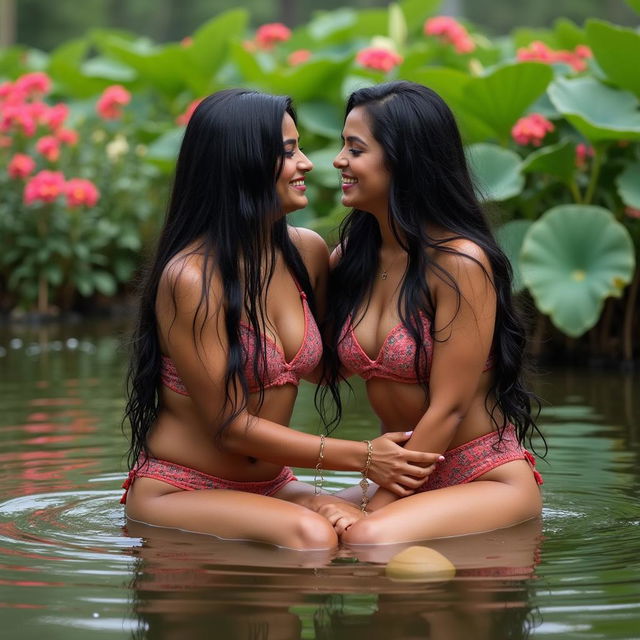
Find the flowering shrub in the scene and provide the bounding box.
[511,114,555,146]
[356,47,403,72]
[255,23,291,50]
[424,16,475,54]
[516,41,592,72]
[0,73,162,313]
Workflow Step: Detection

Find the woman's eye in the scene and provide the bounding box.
[285,150,295,158]
[349,149,362,157]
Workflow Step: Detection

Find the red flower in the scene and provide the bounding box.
[8,153,36,179]
[65,178,100,208]
[42,103,69,131]
[24,170,66,204]
[575,143,594,169]
[511,113,555,146]
[0,104,37,137]
[516,41,590,72]
[255,23,292,50]
[14,72,52,98]
[356,47,403,72]
[56,128,79,146]
[424,16,476,54]
[35,135,61,162]
[180,36,194,48]
[96,85,131,120]
[288,49,312,66]
[625,207,640,220]
[176,98,202,126]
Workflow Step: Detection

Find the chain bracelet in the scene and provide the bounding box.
[314,433,326,495]
[359,439,373,512]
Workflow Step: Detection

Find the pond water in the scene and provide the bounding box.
[0,320,639,640]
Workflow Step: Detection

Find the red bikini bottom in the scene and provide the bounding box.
[419,424,543,491]
[121,456,297,504]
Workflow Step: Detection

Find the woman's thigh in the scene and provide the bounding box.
[125,477,338,551]
[342,460,542,545]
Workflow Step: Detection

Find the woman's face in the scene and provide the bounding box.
[333,106,390,215]
[276,112,313,214]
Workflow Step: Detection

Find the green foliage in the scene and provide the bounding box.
[520,205,635,336]
[0,3,639,340]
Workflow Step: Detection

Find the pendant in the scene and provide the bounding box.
[381,271,388,280]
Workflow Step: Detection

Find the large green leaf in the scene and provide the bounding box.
[146,128,184,171]
[268,58,350,102]
[306,146,341,188]
[521,141,576,184]
[548,77,640,142]
[189,10,248,76]
[399,0,441,35]
[297,101,343,139]
[628,0,640,13]
[495,220,533,293]
[586,20,640,97]
[48,38,109,97]
[616,163,640,209]
[81,57,137,82]
[404,67,495,143]
[520,205,635,337]
[466,143,524,202]
[459,63,554,142]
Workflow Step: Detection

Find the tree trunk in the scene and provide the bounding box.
[279,0,298,26]
[0,0,16,48]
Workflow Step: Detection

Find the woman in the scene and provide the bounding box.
[321,81,544,543]
[121,89,439,551]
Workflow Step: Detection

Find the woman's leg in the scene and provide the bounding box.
[125,477,338,551]
[342,460,542,545]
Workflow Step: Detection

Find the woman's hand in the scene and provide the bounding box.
[368,431,443,496]
[316,500,367,537]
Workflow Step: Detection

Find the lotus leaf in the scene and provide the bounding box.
[496,220,533,293]
[586,20,640,97]
[548,77,640,142]
[466,143,524,202]
[520,205,635,336]
[616,163,640,210]
[521,141,576,183]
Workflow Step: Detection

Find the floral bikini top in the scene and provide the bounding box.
[337,311,492,384]
[160,281,322,395]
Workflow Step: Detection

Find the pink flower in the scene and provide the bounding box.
[0,104,37,137]
[625,207,640,219]
[35,135,61,162]
[176,98,202,126]
[8,153,36,179]
[516,41,590,72]
[23,170,66,204]
[42,103,69,131]
[14,72,52,97]
[288,49,312,66]
[180,36,193,48]
[356,47,403,72]
[511,113,555,146]
[65,178,100,208]
[56,128,79,146]
[424,16,476,54]
[255,23,292,50]
[96,85,131,120]
[575,143,594,169]
[0,135,12,148]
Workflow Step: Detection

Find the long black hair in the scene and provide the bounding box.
[322,81,543,450]
[124,89,314,467]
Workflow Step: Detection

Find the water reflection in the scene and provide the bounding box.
[0,321,639,639]
[125,519,543,640]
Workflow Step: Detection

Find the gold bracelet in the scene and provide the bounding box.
[314,434,325,495]
[359,439,373,512]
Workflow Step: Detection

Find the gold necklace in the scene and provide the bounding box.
[380,251,405,280]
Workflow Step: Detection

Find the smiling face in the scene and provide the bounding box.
[275,112,313,215]
[333,106,391,215]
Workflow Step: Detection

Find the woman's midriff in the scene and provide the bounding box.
[365,377,500,449]
[144,383,299,483]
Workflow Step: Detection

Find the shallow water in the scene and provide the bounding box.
[0,320,639,639]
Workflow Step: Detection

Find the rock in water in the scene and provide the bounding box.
[385,546,456,582]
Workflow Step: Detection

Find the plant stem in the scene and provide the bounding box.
[622,264,639,362]
[569,180,582,204]
[583,148,602,205]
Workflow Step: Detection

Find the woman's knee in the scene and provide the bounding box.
[341,517,384,545]
[289,512,338,550]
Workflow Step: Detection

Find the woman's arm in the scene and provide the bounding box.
[367,240,498,510]
[157,256,438,493]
